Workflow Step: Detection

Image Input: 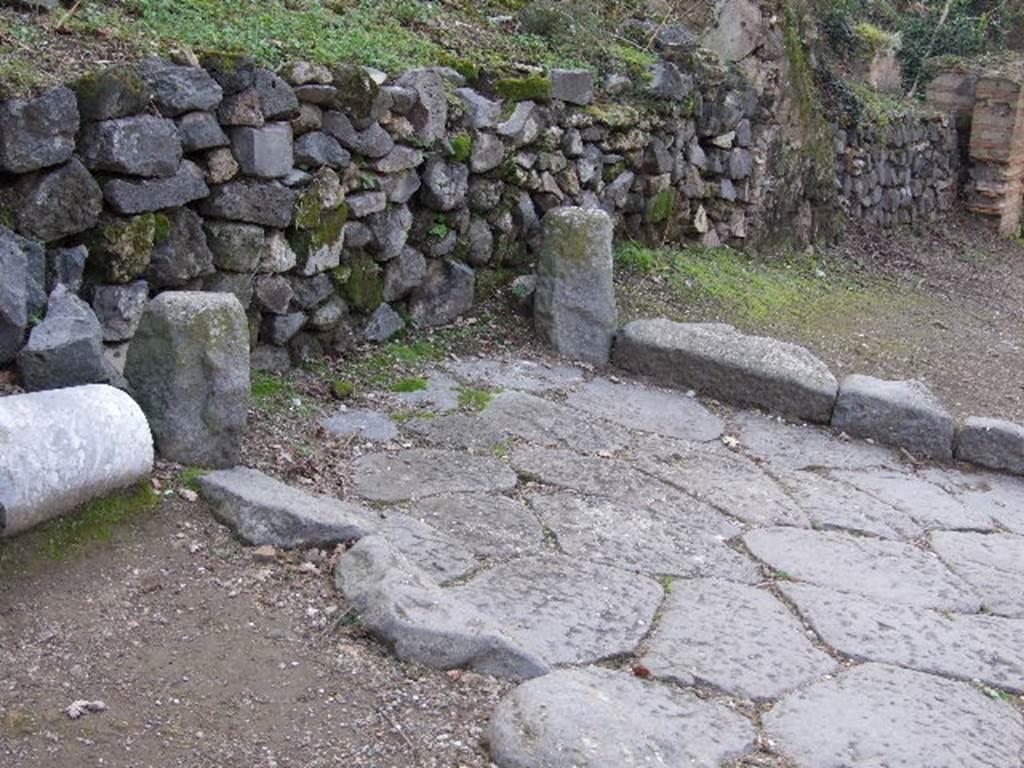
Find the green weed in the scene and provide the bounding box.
[457,387,494,412]
[39,483,160,561]
[391,377,429,393]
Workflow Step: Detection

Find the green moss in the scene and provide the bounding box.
[343,251,385,313]
[251,371,291,404]
[645,188,677,224]
[855,22,899,55]
[39,483,160,561]
[329,265,353,286]
[152,212,171,245]
[585,102,641,129]
[72,67,147,120]
[391,377,429,393]
[495,74,552,102]
[88,214,157,284]
[331,379,356,399]
[332,62,379,119]
[290,204,348,266]
[457,386,494,412]
[438,52,480,82]
[450,132,473,164]
[178,467,209,491]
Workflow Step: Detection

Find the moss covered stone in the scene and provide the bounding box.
[87,213,158,284]
[73,67,149,122]
[496,75,552,103]
[586,102,641,129]
[332,63,380,120]
[342,251,385,313]
[645,189,677,224]
[450,132,473,163]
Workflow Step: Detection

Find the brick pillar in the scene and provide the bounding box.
[967,76,1024,237]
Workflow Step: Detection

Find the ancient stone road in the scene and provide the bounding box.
[215,356,1024,767]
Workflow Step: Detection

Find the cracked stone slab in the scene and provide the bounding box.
[833,469,995,533]
[640,579,836,701]
[390,371,461,413]
[488,667,757,768]
[764,663,1024,768]
[198,467,375,547]
[376,513,478,582]
[734,410,901,471]
[393,494,545,561]
[567,378,725,442]
[930,532,1024,617]
[781,582,1024,694]
[450,554,663,666]
[352,449,517,502]
[636,439,808,527]
[403,412,511,450]
[530,493,758,582]
[320,409,398,443]
[923,467,1024,535]
[335,536,548,679]
[449,357,584,392]
[744,528,981,611]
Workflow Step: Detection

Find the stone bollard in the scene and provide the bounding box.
[0,384,154,537]
[125,291,249,468]
[533,207,618,365]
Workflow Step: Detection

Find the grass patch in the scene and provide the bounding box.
[457,386,494,412]
[37,483,160,561]
[177,467,209,491]
[251,371,293,411]
[331,379,355,399]
[391,376,429,393]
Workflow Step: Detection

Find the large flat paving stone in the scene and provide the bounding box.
[352,448,517,502]
[395,494,546,561]
[336,536,548,679]
[734,410,902,471]
[782,582,1024,694]
[764,663,1024,768]
[320,408,398,443]
[389,371,461,413]
[833,469,995,533]
[198,467,375,547]
[744,528,981,611]
[567,378,725,442]
[376,513,478,582]
[931,531,1024,617]
[640,579,836,701]
[529,493,758,582]
[488,667,757,768]
[449,357,584,392]
[403,412,509,450]
[449,554,663,666]
[924,467,1024,535]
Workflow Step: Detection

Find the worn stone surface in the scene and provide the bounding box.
[389,372,461,413]
[0,228,30,364]
[320,409,398,443]
[362,302,405,343]
[0,87,78,174]
[230,123,294,179]
[125,291,249,468]
[449,357,583,392]
[352,449,517,502]
[931,531,1024,617]
[147,208,214,289]
[78,115,183,177]
[642,580,836,700]
[420,156,469,211]
[293,131,350,170]
[956,417,1024,475]
[534,207,617,365]
[91,280,149,342]
[615,320,838,423]
[176,110,228,152]
[930,469,1024,535]
[376,514,478,582]
[482,391,632,453]
[140,60,223,116]
[199,467,374,547]
[764,664,1024,768]
[408,259,474,327]
[102,160,209,214]
[832,374,955,460]
[782,582,1024,693]
[335,536,549,679]
[14,158,104,242]
[745,527,980,611]
[488,667,757,768]
[451,555,662,666]
[200,180,296,227]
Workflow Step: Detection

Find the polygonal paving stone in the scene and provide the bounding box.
[833,469,995,533]
[479,391,632,453]
[352,449,517,502]
[924,467,1024,535]
[637,440,808,527]
[449,554,663,666]
[930,532,1024,617]
[403,411,512,450]
[777,469,919,539]
[449,357,584,392]
[488,667,757,768]
[641,580,835,701]
[394,494,546,561]
[764,663,1024,768]
[744,528,981,611]
[567,378,725,442]
[320,409,398,443]
[734,410,902,471]
[530,493,757,581]
[376,513,478,582]
[781,582,1024,694]
[390,371,461,413]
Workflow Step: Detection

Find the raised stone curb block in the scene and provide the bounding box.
[832,374,955,460]
[198,467,376,547]
[335,536,549,679]
[614,319,838,423]
[0,384,153,537]
[955,417,1024,475]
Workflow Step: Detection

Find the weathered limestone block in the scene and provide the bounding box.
[125,291,250,467]
[533,207,617,365]
[0,385,153,537]
[956,417,1024,475]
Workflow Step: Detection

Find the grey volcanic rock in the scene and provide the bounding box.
[49,245,88,294]
[199,467,375,547]
[367,205,412,261]
[451,555,663,666]
[488,667,756,768]
[73,67,149,122]
[832,374,954,460]
[102,160,209,214]
[78,115,183,177]
[253,274,293,315]
[420,156,469,211]
[91,280,150,342]
[376,514,478,582]
[450,357,584,392]
[230,123,294,179]
[322,111,394,158]
[763,664,1024,768]
[371,145,423,174]
[0,228,30,364]
[293,131,350,169]
[139,60,223,116]
[956,417,1024,475]
[649,60,695,101]
[615,320,838,423]
[456,88,501,129]
[0,86,78,173]
[147,208,214,289]
[408,259,474,327]
[470,132,505,173]
[641,580,836,701]
[362,303,405,342]
[781,582,1024,694]
[175,111,229,151]
[396,69,448,142]
[497,101,542,146]
[383,246,426,301]
[14,158,104,242]
[550,69,594,105]
[261,312,306,346]
[204,221,264,272]
[931,531,1024,617]
[534,207,617,365]
[200,180,296,227]
[320,409,398,443]
[744,527,981,611]
[335,536,549,678]
[125,291,249,467]
[352,448,517,502]
[254,70,299,119]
